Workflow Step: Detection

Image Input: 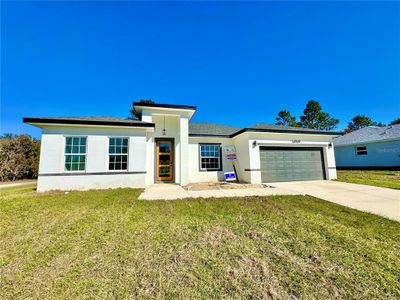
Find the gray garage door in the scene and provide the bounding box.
[260,147,325,183]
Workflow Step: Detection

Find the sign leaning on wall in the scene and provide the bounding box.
[223,145,239,182]
[223,145,237,160]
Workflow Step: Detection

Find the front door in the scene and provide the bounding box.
[156,139,174,181]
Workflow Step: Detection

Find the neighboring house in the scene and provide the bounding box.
[24,102,341,192]
[334,125,400,169]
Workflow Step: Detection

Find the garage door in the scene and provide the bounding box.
[260,147,325,183]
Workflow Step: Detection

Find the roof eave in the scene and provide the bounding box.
[189,134,232,138]
[230,128,343,137]
[23,118,155,129]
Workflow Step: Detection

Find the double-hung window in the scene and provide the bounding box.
[356,146,368,155]
[109,138,128,170]
[65,137,87,171]
[199,144,222,171]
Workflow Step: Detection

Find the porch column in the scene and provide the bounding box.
[179,116,189,185]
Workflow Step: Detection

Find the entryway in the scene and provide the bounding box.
[155,139,174,182]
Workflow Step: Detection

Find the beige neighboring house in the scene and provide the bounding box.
[24,102,341,192]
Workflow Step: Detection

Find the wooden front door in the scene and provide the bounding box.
[156,139,173,181]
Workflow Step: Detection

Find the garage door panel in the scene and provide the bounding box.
[260,147,325,182]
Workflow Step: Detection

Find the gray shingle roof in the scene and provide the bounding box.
[189,123,241,136]
[189,122,342,137]
[23,116,154,127]
[249,123,341,134]
[333,125,400,146]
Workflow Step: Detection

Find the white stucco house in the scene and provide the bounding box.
[334,125,400,169]
[24,102,341,192]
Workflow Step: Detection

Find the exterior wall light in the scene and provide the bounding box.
[253,140,257,148]
[162,116,166,136]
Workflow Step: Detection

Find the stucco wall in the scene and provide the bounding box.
[335,140,400,167]
[37,125,148,191]
[188,137,235,183]
[233,134,251,183]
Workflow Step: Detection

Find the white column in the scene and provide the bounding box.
[325,144,337,180]
[179,116,189,185]
[143,114,154,186]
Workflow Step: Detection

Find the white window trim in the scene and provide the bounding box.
[199,143,222,172]
[63,136,88,172]
[108,137,130,172]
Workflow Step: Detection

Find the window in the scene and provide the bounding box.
[109,138,128,170]
[199,144,222,171]
[356,146,368,155]
[65,137,86,171]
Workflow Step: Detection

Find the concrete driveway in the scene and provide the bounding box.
[271,180,400,222]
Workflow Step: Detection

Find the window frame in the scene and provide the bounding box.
[198,143,223,172]
[64,136,87,172]
[108,137,129,171]
[356,145,368,156]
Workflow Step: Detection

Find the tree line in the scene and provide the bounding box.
[275,100,400,133]
[0,134,41,182]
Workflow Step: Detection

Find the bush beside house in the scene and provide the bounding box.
[0,134,40,181]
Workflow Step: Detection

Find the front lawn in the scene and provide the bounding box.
[1,185,399,299]
[337,170,400,189]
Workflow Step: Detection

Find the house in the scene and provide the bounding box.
[24,102,341,192]
[333,125,400,169]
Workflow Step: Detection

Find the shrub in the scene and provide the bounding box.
[0,134,41,181]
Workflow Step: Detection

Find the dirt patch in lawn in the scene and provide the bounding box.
[183,182,268,191]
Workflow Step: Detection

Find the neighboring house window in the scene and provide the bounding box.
[199,144,222,171]
[356,146,368,155]
[65,137,87,171]
[109,138,128,170]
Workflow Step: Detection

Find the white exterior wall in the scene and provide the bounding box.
[335,140,400,167]
[233,134,251,183]
[188,137,235,183]
[37,125,148,191]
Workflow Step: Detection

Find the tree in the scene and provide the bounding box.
[299,100,339,130]
[129,99,155,119]
[0,134,40,181]
[346,115,383,133]
[389,118,400,125]
[275,110,300,127]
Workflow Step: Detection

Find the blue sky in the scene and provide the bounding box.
[1,1,399,138]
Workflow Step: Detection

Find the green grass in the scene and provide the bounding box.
[1,185,399,299]
[337,170,400,189]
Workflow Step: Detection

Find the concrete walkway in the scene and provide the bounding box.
[139,181,400,222]
[138,184,298,200]
[271,180,400,222]
[0,181,36,189]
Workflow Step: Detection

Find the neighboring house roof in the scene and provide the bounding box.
[333,125,400,146]
[189,122,342,137]
[23,116,155,128]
